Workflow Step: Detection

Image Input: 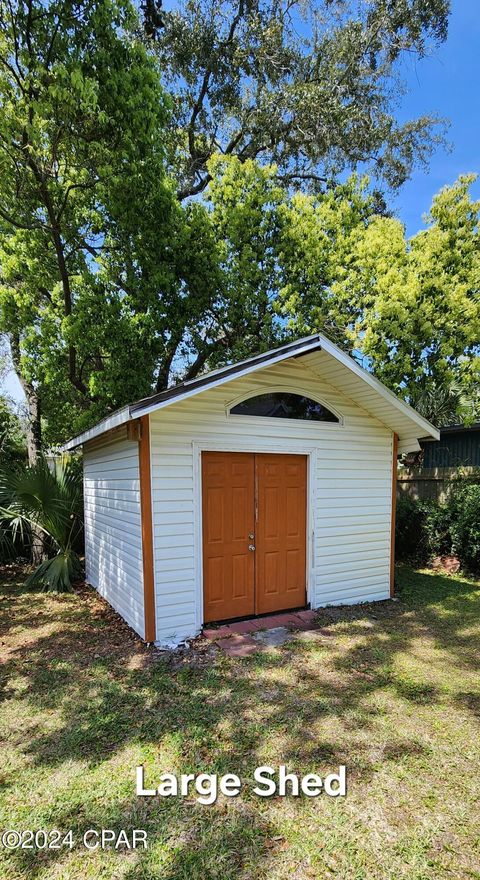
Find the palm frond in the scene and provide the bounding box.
[411,383,464,428]
[25,550,82,593]
[0,456,83,591]
[0,458,82,549]
[0,520,14,560]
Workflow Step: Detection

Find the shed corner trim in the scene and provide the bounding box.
[390,432,399,598]
[138,415,156,642]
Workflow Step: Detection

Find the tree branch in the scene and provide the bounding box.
[177,174,212,201]
[0,203,46,231]
[56,180,97,222]
[155,333,183,391]
[0,56,26,95]
[178,0,246,200]
[183,337,228,381]
[275,171,328,186]
[44,11,63,71]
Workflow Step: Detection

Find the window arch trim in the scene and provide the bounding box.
[226,385,344,425]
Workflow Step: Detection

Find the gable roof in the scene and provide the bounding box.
[65,333,439,451]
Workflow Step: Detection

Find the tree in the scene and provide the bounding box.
[0,395,26,468]
[152,0,450,200]
[409,382,478,427]
[0,0,474,449]
[0,0,194,452]
[155,154,381,376]
[0,456,83,590]
[276,173,381,344]
[281,175,480,420]
[176,158,479,424]
[199,154,284,367]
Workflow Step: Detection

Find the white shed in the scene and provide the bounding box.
[66,333,439,646]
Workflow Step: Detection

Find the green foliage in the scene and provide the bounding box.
[410,381,478,427]
[0,0,211,445]
[396,496,455,563]
[450,484,480,574]
[202,159,479,423]
[202,155,285,366]
[155,0,450,199]
[395,497,455,564]
[0,396,26,468]
[0,396,27,560]
[276,173,380,346]
[281,174,480,419]
[395,497,426,560]
[25,549,82,593]
[396,483,480,574]
[0,511,29,564]
[0,457,83,590]
[421,501,453,557]
[197,157,381,370]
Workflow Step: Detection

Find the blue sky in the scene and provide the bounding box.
[393,0,479,236]
[2,0,479,403]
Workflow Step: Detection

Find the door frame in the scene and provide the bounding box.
[193,440,317,629]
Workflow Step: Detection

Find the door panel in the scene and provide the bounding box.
[255,454,307,614]
[202,452,255,622]
[202,451,307,622]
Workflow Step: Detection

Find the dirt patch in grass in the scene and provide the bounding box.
[0,564,479,880]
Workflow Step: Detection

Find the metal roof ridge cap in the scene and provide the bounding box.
[129,333,323,413]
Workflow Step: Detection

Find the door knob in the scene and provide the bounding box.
[248,533,254,539]
[248,544,255,552]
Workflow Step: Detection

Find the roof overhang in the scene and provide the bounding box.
[65,333,439,451]
[421,422,480,440]
[64,406,131,450]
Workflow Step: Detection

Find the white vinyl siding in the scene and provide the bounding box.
[83,435,145,638]
[150,358,394,646]
[302,349,423,453]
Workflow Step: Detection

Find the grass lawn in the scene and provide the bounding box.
[0,565,479,880]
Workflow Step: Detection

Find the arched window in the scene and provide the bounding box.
[230,392,339,422]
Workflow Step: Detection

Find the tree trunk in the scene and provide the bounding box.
[24,382,41,465]
[19,385,44,564]
[9,332,41,463]
[155,333,183,392]
[9,333,44,564]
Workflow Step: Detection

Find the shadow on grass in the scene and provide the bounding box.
[6,783,274,880]
[2,565,479,766]
[0,564,479,879]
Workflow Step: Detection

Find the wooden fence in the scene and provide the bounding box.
[397,466,479,503]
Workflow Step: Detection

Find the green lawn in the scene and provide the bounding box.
[0,565,479,880]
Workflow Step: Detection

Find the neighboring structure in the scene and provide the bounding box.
[398,423,480,502]
[65,333,439,647]
[421,423,480,468]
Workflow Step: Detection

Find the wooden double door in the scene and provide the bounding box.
[202,452,307,623]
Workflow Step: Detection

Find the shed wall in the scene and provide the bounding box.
[83,434,145,638]
[149,359,394,646]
